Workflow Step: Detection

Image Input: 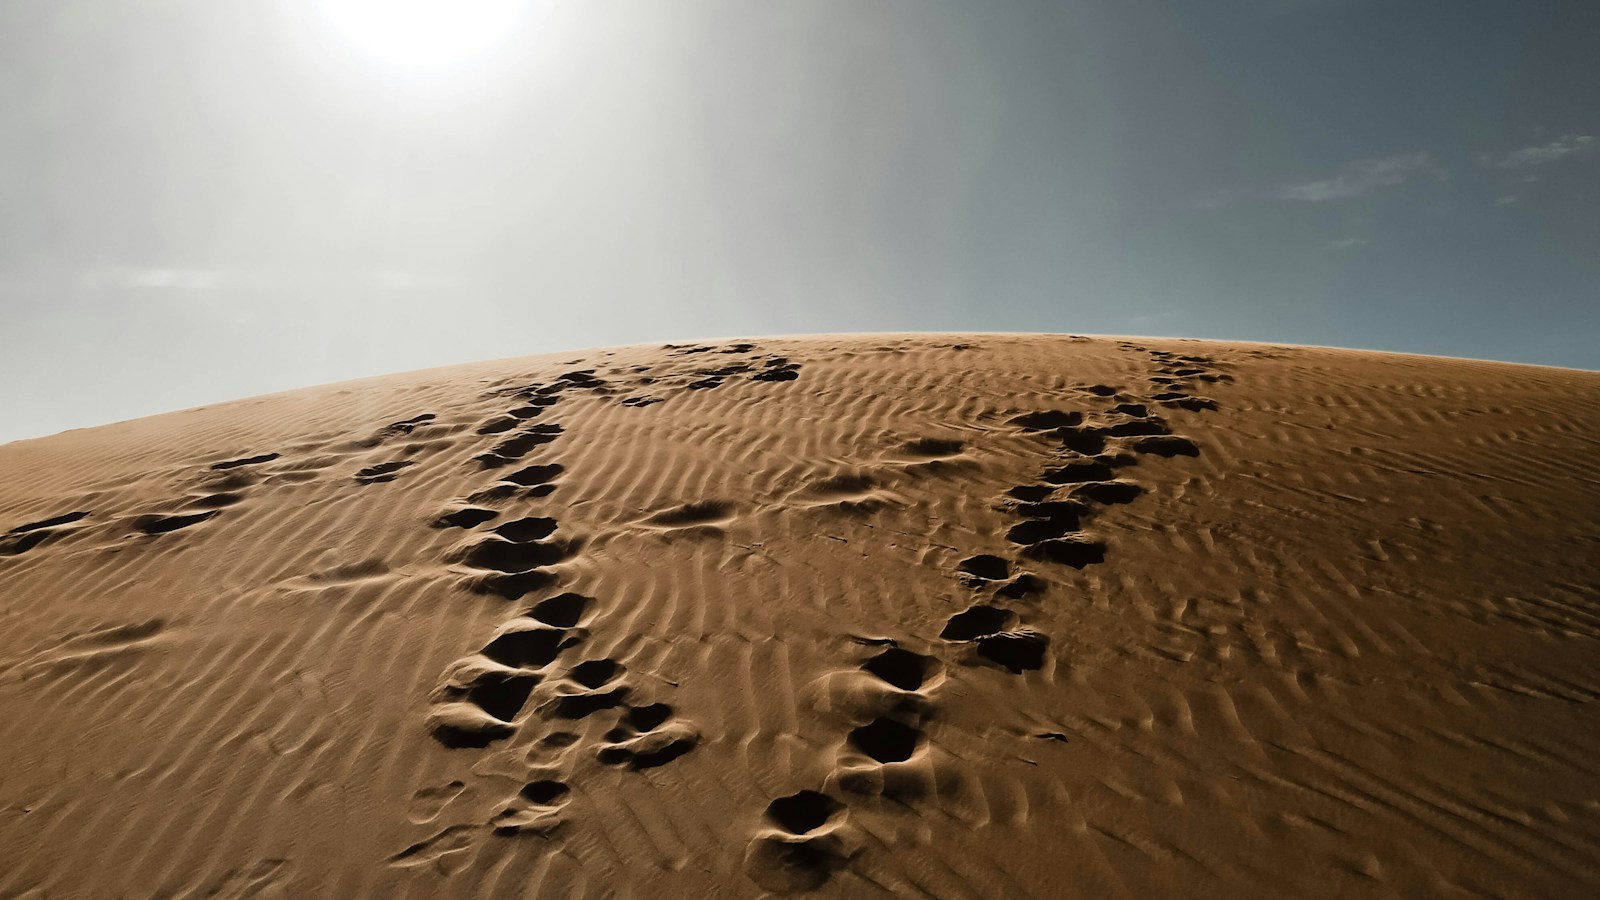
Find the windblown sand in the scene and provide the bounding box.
[1,334,1597,898]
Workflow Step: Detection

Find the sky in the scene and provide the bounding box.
[1,0,1596,443]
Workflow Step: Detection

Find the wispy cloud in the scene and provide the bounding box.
[1326,237,1369,251]
[1200,151,1446,209]
[1275,152,1444,203]
[1479,134,1595,169]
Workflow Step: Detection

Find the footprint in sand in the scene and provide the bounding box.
[491,780,571,837]
[743,791,852,892]
[595,702,700,770]
[1,510,92,556]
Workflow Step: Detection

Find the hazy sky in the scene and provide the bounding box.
[2,0,1596,443]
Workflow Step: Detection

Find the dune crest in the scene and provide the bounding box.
[2,334,1598,898]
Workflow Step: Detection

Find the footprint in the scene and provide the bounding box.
[548,659,630,718]
[210,452,280,471]
[434,668,538,723]
[751,365,799,382]
[427,702,516,749]
[432,507,499,529]
[355,460,414,484]
[527,592,591,628]
[8,510,91,534]
[1069,481,1142,505]
[861,647,939,692]
[1021,536,1106,568]
[744,792,850,892]
[1007,485,1055,502]
[491,780,571,837]
[458,536,573,573]
[994,573,1048,599]
[766,791,844,836]
[940,605,1014,641]
[388,825,475,872]
[492,517,558,542]
[1104,418,1170,437]
[1129,435,1200,457]
[407,780,466,824]
[1009,410,1082,431]
[973,631,1048,673]
[596,702,700,769]
[956,554,1009,582]
[476,424,563,468]
[1153,392,1218,412]
[557,370,607,389]
[1052,427,1107,454]
[2,511,92,555]
[894,437,965,462]
[1006,514,1080,546]
[383,414,437,437]
[480,621,577,669]
[846,717,921,764]
[188,492,244,509]
[502,463,563,488]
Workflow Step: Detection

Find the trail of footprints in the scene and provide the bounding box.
[418,370,700,848]
[3,406,465,559]
[745,345,1229,892]
[617,341,804,405]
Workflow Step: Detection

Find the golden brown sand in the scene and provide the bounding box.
[1,334,1597,898]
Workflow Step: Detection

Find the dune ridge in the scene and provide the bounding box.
[1,334,1598,898]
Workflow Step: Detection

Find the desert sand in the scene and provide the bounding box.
[1,334,1597,898]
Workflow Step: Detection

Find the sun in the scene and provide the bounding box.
[306,0,529,75]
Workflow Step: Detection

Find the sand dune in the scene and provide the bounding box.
[1,334,1598,898]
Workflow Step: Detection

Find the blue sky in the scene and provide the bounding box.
[1,0,1596,442]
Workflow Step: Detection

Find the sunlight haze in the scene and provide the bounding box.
[1,0,1595,443]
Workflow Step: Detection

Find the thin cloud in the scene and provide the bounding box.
[1275,152,1444,203]
[1480,134,1595,169]
[1200,151,1446,208]
[1326,237,1369,250]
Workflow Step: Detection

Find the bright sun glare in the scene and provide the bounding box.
[308,0,528,75]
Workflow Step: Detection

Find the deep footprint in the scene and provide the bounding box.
[862,647,937,691]
[848,717,921,764]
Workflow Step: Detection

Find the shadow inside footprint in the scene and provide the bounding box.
[957,554,1010,581]
[767,791,843,835]
[432,507,499,529]
[481,624,572,669]
[493,517,558,542]
[527,592,591,628]
[862,647,937,692]
[941,605,1013,641]
[848,717,921,764]
[975,631,1049,673]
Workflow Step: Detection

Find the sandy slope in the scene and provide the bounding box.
[1,334,1598,899]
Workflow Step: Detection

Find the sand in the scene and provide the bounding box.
[1,334,1597,898]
